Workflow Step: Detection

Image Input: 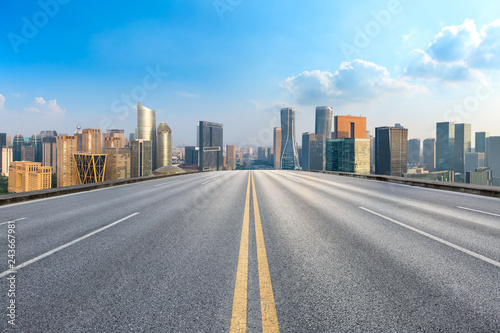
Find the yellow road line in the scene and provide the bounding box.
[229,172,252,333]
[251,171,280,332]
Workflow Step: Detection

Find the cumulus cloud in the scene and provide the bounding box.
[24,97,65,118]
[35,96,46,105]
[281,59,415,104]
[404,19,500,81]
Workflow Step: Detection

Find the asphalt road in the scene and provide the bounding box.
[0,170,499,332]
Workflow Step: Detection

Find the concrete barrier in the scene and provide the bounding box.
[297,170,500,199]
[0,171,208,207]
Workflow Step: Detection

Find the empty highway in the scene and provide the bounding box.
[0,170,499,332]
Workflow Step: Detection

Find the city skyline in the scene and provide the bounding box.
[1,2,500,146]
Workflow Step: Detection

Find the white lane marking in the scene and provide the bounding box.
[0,217,26,226]
[457,206,500,218]
[360,207,500,269]
[285,177,301,183]
[0,213,140,278]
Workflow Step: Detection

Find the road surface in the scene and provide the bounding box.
[0,170,499,332]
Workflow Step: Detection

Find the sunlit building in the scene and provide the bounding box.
[157,122,172,168]
[137,102,157,170]
[326,138,370,174]
[82,128,102,154]
[315,106,333,139]
[8,161,52,193]
[334,115,367,139]
[56,135,78,187]
[42,136,57,173]
[73,153,107,184]
[105,147,131,181]
[1,147,13,176]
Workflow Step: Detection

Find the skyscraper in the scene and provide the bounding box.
[40,130,58,139]
[315,106,333,139]
[280,107,300,170]
[407,139,421,166]
[74,126,83,152]
[198,121,223,171]
[56,135,78,187]
[30,133,43,163]
[475,132,489,153]
[334,115,367,139]
[423,138,436,171]
[326,138,370,174]
[130,139,152,177]
[73,154,107,184]
[302,133,325,171]
[82,129,102,154]
[273,127,281,170]
[436,122,455,171]
[226,145,236,170]
[258,147,267,161]
[42,136,57,173]
[1,147,12,176]
[375,126,408,176]
[13,134,24,161]
[486,136,500,186]
[137,102,157,170]
[267,147,274,165]
[0,133,6,173]
[454,123,472,179]
[157,122,172,169]
[184,146,199,166]
[8,161,52,193]
[105,147,131,181]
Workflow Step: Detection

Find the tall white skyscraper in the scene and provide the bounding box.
[137,102,157,170]
[280,107,300,170]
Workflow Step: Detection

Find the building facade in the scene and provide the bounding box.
[13,134,24,161]
[1,147,13,176]
[199,121,223,171]
[326,138,370,174]
[130,139,153,177]
[82,129,102,154]
[31,133,43,163]
[454,123,472,179]
[302,133,325,171]
[184,146,199,167]
[423,138,436,171]
[407,138,421,166]
[137,102,157,170]
[104,147,131,181]
[436,122,455,172]
[157,122,172,169]
[56,135,78,187]
[375,126,408,176]
[334,115,367,139]
[226,145,236,170]
[8,161,52,193]
[42,136,57,173]
[315,106,333,139]
[73,154,107,184]
[486,136,500,186]
[475,132,489,153]
[280,108,300,170]
[273,127,281,170]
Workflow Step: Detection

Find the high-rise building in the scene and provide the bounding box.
[436,122,455,171]
[280,107,300,170]
[273,127,281,170]
[13,134,24,161]
[370,135,375,173]
[326,138,370,174]
[226,145,236,170]
[315,106,333,139]
[56,135,78,188]
[258,147,267,161]
[302,132,325,171]
[104,136,123,149]
[267,148,274,165]
[42,136,57,173]
[375,126,408,176]
[21,145,35,162]
[407,139,421,166]
[423,138,436,171]
[128,133,135,143]
[8,161,52,193]
[73,154,107,184]
[239,148,244,167]
[334,115,367,139]
[454,123,472,179]
[0,133,6,173]
[184,146,199,166]
[40,130,58,139]
[157,122,172,169]
[130,139,152,177]
[465,152,485,175]
[30,133,43,163]
[74,126,83,152]
[198,121,223,171]
[1,147,13,176]
[486,136,500,186]
[105,147,131,181]
[137,102,157,170]
[475,132,489,153]
[82,129,102,154]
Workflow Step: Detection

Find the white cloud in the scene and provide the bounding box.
[0,94,5,110]
[35,96,46,105]
[281,59,415,105]
[404,19,500,81]
[24,106,40,113]
[174,91,199,98]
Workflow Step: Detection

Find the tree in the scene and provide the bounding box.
[0,175,8,194]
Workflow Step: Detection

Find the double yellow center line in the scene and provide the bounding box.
[230,171,279,333]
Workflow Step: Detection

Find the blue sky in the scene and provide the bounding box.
[1,0,500,146]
